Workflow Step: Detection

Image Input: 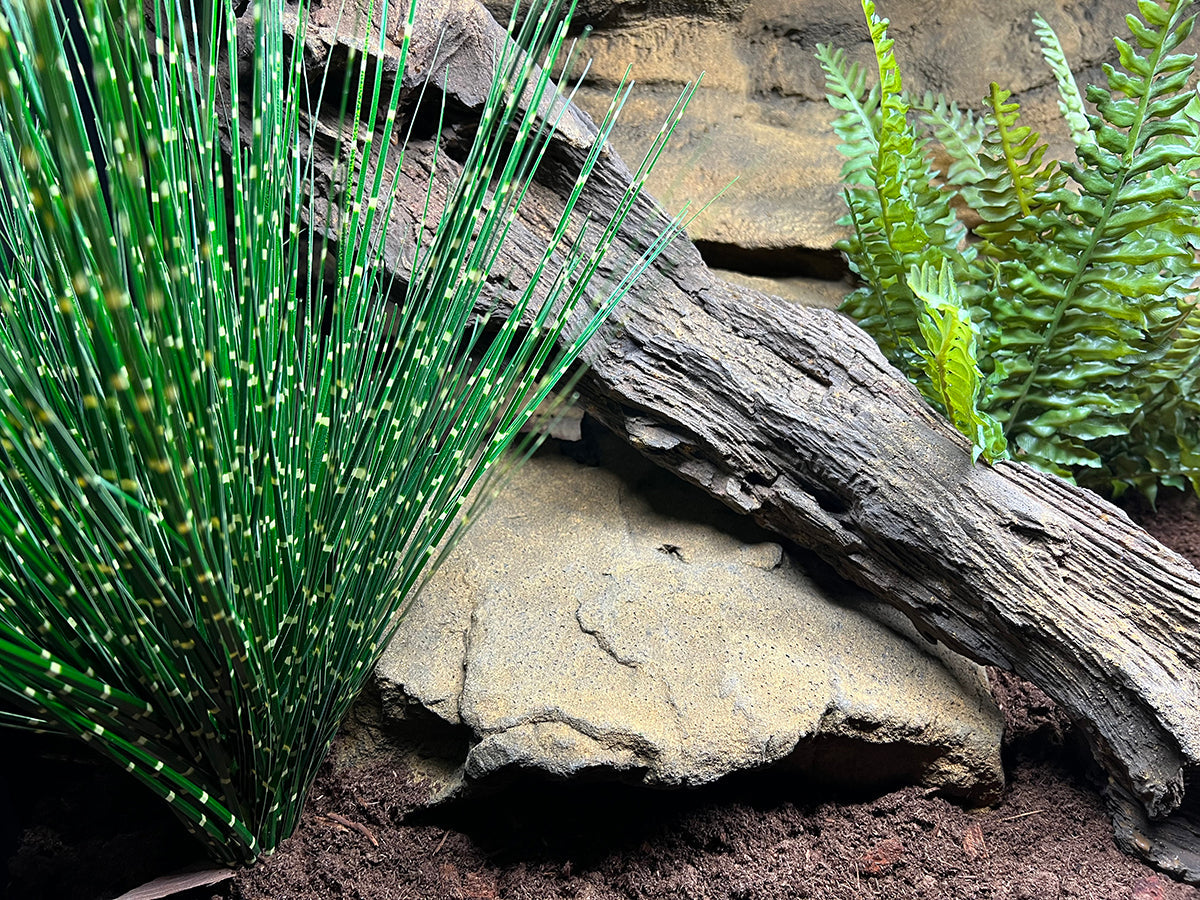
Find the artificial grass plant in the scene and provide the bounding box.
[818,0,1200,498]
[0,0,694,864]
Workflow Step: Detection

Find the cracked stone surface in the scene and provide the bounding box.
[375,436,1005,804]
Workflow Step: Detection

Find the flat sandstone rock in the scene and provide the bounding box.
[374,438,1004,804]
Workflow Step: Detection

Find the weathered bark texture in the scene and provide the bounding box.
[278,0,1200,881]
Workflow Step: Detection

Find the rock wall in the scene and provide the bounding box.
[508,0,1128,299]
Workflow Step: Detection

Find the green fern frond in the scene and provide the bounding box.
[821,0,1200,497]
[815,42,881,186]
[1000,0,1200,464]
[909,263,1008,463]
[966,84,1062,397]
[1103,292,1200,499]
[908,91,986,192]
[1033,13,1094,147]
[972,84,1054,249]
[839,197,925,361]
[834,0,968,370]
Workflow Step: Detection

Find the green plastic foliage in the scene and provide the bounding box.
[908,91,986,194]
[816,0,967,375]
[1033,13,1093,148]
[971,84,1057,250]
[910,263,1008,463]
[0,0,693,865]
[820,0,1200,498]
[814,43,881,188]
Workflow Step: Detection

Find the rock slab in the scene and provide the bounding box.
[376,439,1005,803]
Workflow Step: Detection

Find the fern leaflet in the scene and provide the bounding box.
[1034,13,1094,147]
[909,263,1008,463]
[825,0,969,372]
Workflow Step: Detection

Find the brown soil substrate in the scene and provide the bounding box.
[224,753,1197,900]
[6,491,1200,900]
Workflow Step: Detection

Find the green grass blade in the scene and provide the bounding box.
[0,0,694,863]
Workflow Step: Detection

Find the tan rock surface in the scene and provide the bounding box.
[546,0,1126,264]
[376,439,1006,803]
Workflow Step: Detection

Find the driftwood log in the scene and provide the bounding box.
[269,0,1200,881]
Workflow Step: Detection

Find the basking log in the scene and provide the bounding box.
[274,0,1200,881]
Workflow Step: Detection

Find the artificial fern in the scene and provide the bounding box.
[819,0,1200,497]
[815,6,968,376]
[1033,12,1093,147]
[908,91,986,196]
[971,83,1057,251]
[815,44,882,188]
[910,262,1008,463]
